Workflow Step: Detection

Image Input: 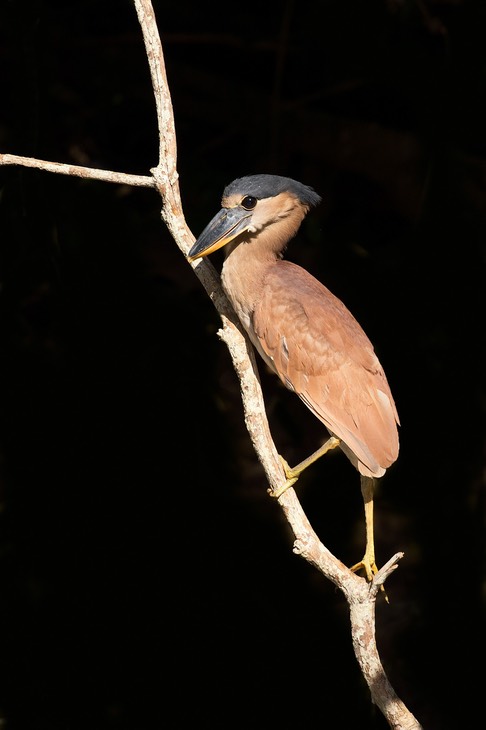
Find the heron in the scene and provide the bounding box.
[188,174,399,582]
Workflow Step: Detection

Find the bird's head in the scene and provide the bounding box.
[187,174,321,262]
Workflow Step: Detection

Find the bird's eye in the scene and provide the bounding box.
[241,195,257,210]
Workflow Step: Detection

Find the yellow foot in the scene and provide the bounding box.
[350,556,388,601]
[269,438,341,499]
[269,456,299,498]
[349,557,378,583]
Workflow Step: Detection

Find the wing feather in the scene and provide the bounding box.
[251,261,399,477]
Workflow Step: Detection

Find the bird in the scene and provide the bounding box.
[188,174,399,582]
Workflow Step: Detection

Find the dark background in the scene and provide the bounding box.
[0,1,485,728]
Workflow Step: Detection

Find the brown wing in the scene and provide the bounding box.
[251,261,399,477]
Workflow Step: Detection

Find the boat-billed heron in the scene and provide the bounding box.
[188,174,399,582]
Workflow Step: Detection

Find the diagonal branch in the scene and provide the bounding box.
[0,2,423,727]
[134,4,422,728]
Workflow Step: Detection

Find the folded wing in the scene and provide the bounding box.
[251,261,400,477]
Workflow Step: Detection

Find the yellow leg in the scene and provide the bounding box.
[271,436,340,498]
[350,476,387,598]
[350,476,377,580]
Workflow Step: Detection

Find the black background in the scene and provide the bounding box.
[0,1,485,728]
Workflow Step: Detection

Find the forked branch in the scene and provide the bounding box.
[0,1,422,727]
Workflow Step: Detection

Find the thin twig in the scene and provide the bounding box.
[372,552,404,595]
[0,153,155,187]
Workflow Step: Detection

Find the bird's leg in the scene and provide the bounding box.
[350,476,382,585]
[271,436,341,498]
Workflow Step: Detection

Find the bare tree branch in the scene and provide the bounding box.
[0,153,155,187]
[0,2,423,727]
